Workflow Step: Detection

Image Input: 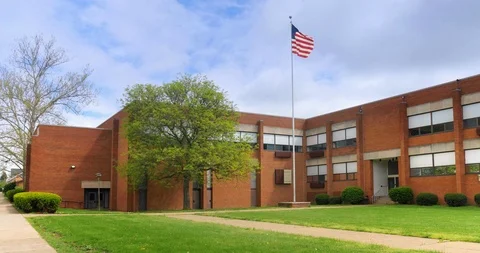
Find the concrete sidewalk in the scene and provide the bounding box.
[169,214,480,253]
[0,197,56,253]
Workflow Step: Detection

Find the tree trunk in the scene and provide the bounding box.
[183,175,190,210]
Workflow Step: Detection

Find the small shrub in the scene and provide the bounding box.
[14,192,62,213]
[444,193,468,207]
[475,194,480,206]
[416,192,438,206]
[329,196,343,205]
[2,182,16,194]
[388,187,413,204]
[341,186,364,204]
[315,194,330,205]
[6,188,24,202]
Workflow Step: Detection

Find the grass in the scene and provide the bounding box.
[28,215,432,253]
[208,205,480,242]
[56,208,121,214]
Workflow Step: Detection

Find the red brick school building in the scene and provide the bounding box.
[25,75,480,211]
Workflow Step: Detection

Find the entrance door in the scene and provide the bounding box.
[86,191,97,209]
[138,189,147,211]
[192,181,202,209]
[84,189,110,209]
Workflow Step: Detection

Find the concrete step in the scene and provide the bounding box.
[374,196,395,205]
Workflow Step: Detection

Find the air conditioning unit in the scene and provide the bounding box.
[476,127,480,136]
[275,151,292,158]
[309,150,325,158]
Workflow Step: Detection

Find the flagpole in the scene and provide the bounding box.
[289,16,296,203]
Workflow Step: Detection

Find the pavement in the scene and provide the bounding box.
[0,196,56,253]
[168,214,480,253]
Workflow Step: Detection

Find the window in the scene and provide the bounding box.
[465,149,480,173]
[235,131,257,147]
[408,109,453,136]
[333,162,357,181]
[307,133,327,152]
[332,128,356,148]
[263,134,302,152]
[306,165,327,186]
[463,103,480,129]
[410,152,456,177]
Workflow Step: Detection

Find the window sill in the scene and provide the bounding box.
[410,174,455,178]
[332,179,357,182]
[409,129,454,138]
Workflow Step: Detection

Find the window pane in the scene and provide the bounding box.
[346,138,356,146]
[419,125,432,135]
[307,135,317,146]
[432,108,453,124]
[333,163,346,174]
[347,173,356,180]
[319,175,326,182]
[422,167,435,176]
[242,132,257,143]
[346,128,356,139]
[411,168,422,177]
[410,154,433,168]
[467,164,480,173]
[276,135,289,145]
[466,149,480,164]
[445,165,456,175]
[318,165,327,175]
[432,123,445,133]
[445,121,454,131]
[347,162,357,173]
[307,166,319,176]
[332,130,345,141]
[295,146,302,152]
[463,118,478,128]
[263,134,275,144]
[333,140,347,148]
[408,113,431,128]
[433,152,455,166]
[318,133,327,144]
[264,144,274,150]
[463,103,480,120]
[295,136,303,146]
[409,128,420,136]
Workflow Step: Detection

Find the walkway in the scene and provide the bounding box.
[169,214,480,253]
[0,196,56,253]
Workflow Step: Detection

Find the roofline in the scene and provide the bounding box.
[37,124,112,131]
[239,111,305,120]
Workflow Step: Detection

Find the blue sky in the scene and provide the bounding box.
[1,0,480,127]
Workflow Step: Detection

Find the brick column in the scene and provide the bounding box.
[453,88,465,193]
[110,119,119,210]
[25,144,32,191]
[399,99,410,186]
[326,121,333,195]
[257,120,264,206]
[356,108,364,189]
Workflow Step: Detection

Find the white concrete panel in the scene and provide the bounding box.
[332,120,356,131]
[263,126,303,136]
[306,158,327,166]
[305,126,326,136]
[237,124,258,132]
[464,139,480,149]
[461,92,480,105]
[364,149,401,160]
[332,154,357,163]
[409,142,455,155]
[81,181,111,189]
[407,98,453,116]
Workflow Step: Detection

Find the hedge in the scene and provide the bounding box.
[475,193,480,206]
[341,186,364,204]
[315,194,330,205]
[2,182,16,194]
[416,192,438,206]
[6,188,24,202]
[388,187,413,204]
[444,193,468,207]
[329,196,343,205]
[14,192,62,213]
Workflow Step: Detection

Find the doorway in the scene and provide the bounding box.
[84,189,109,209]
[192,181,202,209]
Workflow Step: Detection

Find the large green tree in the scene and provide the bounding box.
[121,74,259,209]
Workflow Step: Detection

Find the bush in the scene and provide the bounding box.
[444,193,468,207]
[329,196,343,205]
[416,192,438,206]
[475,194,480,206]
[341,186,364,204]
[5,188,24,202]
[388,187,414,204]
[2,182,16,195]
[14,192,62,213]
[315,194,330,205]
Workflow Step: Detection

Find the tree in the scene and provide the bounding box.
[0,171,6,181]
[121,74,259,209]
[0,35,97,175]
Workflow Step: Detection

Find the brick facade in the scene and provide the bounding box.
[27,74,480,210]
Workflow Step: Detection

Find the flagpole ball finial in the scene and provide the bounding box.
[289,16,292,19]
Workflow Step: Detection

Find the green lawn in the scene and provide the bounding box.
[28,215,431,253]
[56,208,121,214]
[208,205,480,242]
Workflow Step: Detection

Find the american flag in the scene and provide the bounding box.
[291,24,314,58]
